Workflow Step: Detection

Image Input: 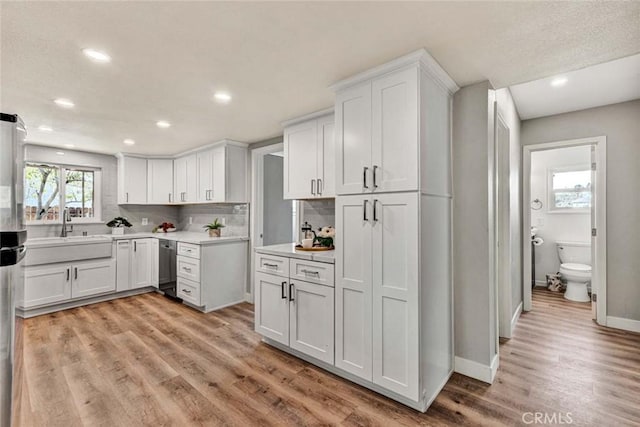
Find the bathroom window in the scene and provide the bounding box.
[548,166,591,212]
[24,163,102,224]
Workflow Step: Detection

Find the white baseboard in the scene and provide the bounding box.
[510,302,523,336]
[534,280,547,288]
[606,316,640,333]
[244,292,253,303]
[454,355,498,384]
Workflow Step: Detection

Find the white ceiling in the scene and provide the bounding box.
[1,1,639,155]
[510,53,640,120]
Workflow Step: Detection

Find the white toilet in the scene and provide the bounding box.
[556,241,591,302]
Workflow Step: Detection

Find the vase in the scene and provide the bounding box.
[208,229,221,237]
[112,227,125,235]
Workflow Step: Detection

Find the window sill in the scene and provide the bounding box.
[26,221,105,226]
[546,210,590,215]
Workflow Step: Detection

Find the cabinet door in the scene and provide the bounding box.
[185,154,198,203]
[23,264,71,308]
[150,238,159,288]
[197,150,213,202]
[174,156,187,203]
[371,67,419,193]
[284,120,318,199]
[174,155,198,203]
[210,147,226,202]
[289,280,334,364]
[317,115,335,198]
[116,240,131,292]
[254,272,289,345]
[335,82,372,195]
[131,238,152,289]
[119,156,147,204]
[147,159,174,204]
[371,193,419,399]
[72,259,116,299]
[335,195,373,380]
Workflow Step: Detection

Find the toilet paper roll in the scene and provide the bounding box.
[532,236,544,246]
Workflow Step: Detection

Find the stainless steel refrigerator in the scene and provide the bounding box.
[0,113,27,427]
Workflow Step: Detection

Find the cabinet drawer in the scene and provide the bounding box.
[255,254,289,278]
[177,277,201,306]
[177,242,200,259]
[177,255,200,282]
[290,259,334,287]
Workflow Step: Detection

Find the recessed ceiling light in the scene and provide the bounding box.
[55,151,65,156]
[64,144,75,148]
[156,120,171,128]
[54,98,75,108]
[82,48,111,63]
[38,125,53,132]
[550,77,568,87]
[123,139,136,145]
[213,92,232,103]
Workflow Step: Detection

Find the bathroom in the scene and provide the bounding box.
[530,144,593,303]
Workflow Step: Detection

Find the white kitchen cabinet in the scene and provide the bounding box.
[72,258,116,299]
[196,149,213,202]
[23,264,71,308]
[116,240,131,292]
[147,159,174,204]
[283,110,335,199]
[197,144,247,203]
[254,271,290,345]
[117,155,148,204]
[289,279,334,364]
[174,154,197,203]
[130,238,159,289]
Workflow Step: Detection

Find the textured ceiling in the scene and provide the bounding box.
[1,1,639,155]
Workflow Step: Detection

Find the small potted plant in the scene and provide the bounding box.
[203,218,225,237]
[106,216,132,235]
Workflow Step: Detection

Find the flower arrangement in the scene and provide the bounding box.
[203,218,225,237]
[106,217,132,235]
[314,226,336,248]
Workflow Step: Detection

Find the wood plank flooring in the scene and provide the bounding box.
[16,288,640,426]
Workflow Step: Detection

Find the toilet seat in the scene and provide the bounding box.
[560,263,591,272]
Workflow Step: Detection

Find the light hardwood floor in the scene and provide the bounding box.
[15,288,640,426]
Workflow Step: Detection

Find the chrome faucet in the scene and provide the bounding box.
[60,208,73,237]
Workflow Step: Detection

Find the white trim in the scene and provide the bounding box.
[329,48,459,94]
[510,301,523,337]
[606,316,640,333]
[244,292,252,303]
[115,138,249,160]
[522,136,606,324]
[281,107,334,127]
[454,356,498,384]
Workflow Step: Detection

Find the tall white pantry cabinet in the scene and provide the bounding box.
[333,49,458,410]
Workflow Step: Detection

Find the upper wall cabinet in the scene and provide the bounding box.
[197,144,248,203]
[117,155,148,204]
[147,159,174,204]
[174,154,198,203]
[283,109,335,200]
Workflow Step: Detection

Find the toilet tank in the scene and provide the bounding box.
[557,241,591,265]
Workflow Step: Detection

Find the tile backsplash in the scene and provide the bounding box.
[178,204,249,237]
[300,199,335,239]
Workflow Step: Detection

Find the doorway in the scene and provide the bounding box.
[522,137,607,325]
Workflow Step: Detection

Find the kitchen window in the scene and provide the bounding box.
[24,163,102,224]
[548,166,591,212]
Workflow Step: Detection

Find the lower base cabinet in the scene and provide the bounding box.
[23,258,116,308]
[254,256,335,365]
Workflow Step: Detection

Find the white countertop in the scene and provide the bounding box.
[27,231,249,247]
[255,243,335,264]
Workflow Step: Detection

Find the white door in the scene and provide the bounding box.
[335,195,373,380]
[254,272,289,345]
[371,67,419,193]
[197,150,213,202]
[289,280,334,364]
[371,193,420,399]
[335,82,372,195]
[131,238,152,288]
[317,115,335,198]
[284,120,318,199]
[120,156,147,204]
[116,240,131,291]
[23,264,71,308]
[72,259,116,298]
[147,159,174,204]
[210,146,226,202]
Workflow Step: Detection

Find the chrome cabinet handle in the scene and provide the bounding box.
[363,200,369,221]
[373,199,379,222]
[169,193,172,203]
[134,241,137,252]
[317,178,323,195]
[373,165,378,188]
[66,268,70,281]
[363,167,369,189]
[311,179,316,195]
[289,283,295,302]
[126,192,129,203]
[281,281,287,299]
[74,267,78,280]
[183,266,192,272]
[301,269,320,276]
[182,288,192,294]
[263,263,278,269]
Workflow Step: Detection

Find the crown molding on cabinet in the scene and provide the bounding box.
[281,107,334,128]
[329,48,459,95]
[115,138,248,160]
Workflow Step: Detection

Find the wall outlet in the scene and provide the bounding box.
[221,217,226,225]
[141,218,148,226]
[189,217,193,225]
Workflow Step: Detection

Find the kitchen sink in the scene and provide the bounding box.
[25,235,113,266]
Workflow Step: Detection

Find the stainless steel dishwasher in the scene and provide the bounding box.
[158,239,179,300]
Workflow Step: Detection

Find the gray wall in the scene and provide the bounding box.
[452,81,496,366]
[262,154,292,246]
[521,99,640,321]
